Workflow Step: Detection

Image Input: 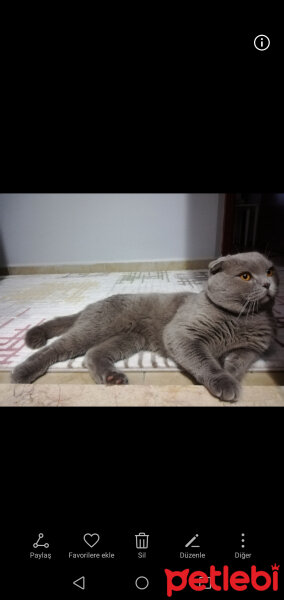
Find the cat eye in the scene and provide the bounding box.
[239,272,252,281]
[266,268,274,277]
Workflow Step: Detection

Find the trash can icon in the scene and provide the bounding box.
[135,532,149,549]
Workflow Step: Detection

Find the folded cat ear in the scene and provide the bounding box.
[208,255,229,274]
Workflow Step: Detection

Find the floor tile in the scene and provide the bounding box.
[0,384,60,406]
[1,384,284,407]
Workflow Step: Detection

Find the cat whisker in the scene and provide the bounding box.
[237,297,251,320]
[238,288,264,320]
[252,299,257,317]
[248,301,254,321]
[245,300,253,322]
[247,290,263,301]
[247,291,265,304]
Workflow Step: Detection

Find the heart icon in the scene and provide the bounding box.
[83,532,100,548]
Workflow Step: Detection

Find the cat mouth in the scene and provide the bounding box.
[246,289,273,306]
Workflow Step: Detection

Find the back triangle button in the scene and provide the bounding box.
[73,576,86,590]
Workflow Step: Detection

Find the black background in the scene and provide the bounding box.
[3,407,282,596]
[1,13,283,597]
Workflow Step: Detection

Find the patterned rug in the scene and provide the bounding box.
[0,270,283,373]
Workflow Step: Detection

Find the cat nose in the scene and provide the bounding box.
[263,281,271,289]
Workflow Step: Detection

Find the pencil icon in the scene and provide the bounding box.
[185,533,199,547]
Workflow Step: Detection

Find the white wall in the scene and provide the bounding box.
[0,194,223,266]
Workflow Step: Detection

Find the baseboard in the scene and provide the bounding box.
[0,259,212,275]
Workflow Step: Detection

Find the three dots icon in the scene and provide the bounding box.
[241,533,245,549]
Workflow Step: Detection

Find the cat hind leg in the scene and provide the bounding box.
[11,330,88,383]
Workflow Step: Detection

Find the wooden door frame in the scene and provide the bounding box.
[221,193,237,254]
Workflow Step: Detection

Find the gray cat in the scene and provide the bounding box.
[11,252,278,402]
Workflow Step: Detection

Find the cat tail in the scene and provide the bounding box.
[25,312,82,349]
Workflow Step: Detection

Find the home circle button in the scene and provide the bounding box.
[135,576,149,590]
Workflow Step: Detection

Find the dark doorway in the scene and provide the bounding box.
[222,193,284,261]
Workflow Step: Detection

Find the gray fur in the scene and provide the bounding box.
[11,252,278,402]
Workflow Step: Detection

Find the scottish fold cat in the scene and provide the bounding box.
[11,252,278,402]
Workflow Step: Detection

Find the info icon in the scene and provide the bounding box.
[254,34,270,51]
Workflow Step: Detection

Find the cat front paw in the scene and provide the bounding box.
[104,371,129,385]
[208,372,240,403]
